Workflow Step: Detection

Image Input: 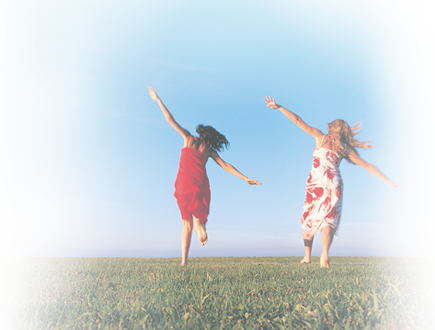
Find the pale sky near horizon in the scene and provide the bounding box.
[1,0,434,259]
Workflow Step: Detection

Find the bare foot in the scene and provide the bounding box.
[320,255,330,268]
[194,218,208,245]
[300,257,311,264]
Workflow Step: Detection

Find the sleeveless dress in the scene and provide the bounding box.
[300,136,344,239]
[174,144,210,225]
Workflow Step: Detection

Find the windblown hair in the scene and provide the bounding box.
[196,124,229,152]
[327,119,374,163]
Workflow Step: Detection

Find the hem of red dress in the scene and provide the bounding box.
[179,212,208,225]
[193,213,208,225]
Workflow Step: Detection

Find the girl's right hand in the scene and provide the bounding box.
[264,96,280,109]
[147,86,160,102]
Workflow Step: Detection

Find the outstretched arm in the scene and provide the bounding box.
[264,96,323,140]
[210,151,261,185]
[348,148,403,188]
[148,86,190,139]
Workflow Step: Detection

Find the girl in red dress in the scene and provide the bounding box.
[149,87,261,265]
[264,96,402,268]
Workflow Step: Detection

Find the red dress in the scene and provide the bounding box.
[174,147,210,224]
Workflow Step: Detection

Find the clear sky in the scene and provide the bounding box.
[1,0,434,258]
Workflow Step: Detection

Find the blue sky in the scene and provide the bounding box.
[1,0,434,258]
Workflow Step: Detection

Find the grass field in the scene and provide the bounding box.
[1,257,433,329]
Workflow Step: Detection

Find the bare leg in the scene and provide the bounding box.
[301,235,313,264]
[320,226,335,268]
[193,215,208,245]
[181,217,193,266]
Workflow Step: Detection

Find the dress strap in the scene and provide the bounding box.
[319,135,326,148]
[187,135,198,145]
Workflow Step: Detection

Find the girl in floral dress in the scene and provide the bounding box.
[264,96,401,268]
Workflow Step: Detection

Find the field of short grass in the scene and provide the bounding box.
[1,257,432,329]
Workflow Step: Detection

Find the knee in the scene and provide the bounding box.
[322,226,335,234]
[182,219,193,231]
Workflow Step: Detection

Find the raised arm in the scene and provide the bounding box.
[348,148,403,188]
[210,150,261,185]
[264,96,323,140]
[148,86,190,140]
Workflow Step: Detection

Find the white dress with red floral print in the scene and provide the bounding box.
[300,136,344,239]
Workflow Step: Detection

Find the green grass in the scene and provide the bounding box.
[2,257,432,329]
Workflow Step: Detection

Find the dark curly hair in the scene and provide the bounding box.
[196,124,229,152]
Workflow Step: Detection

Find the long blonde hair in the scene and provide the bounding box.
[327,119,374,163]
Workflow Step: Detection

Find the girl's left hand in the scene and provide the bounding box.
[390,183,405,189]
[246,178,262,185]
